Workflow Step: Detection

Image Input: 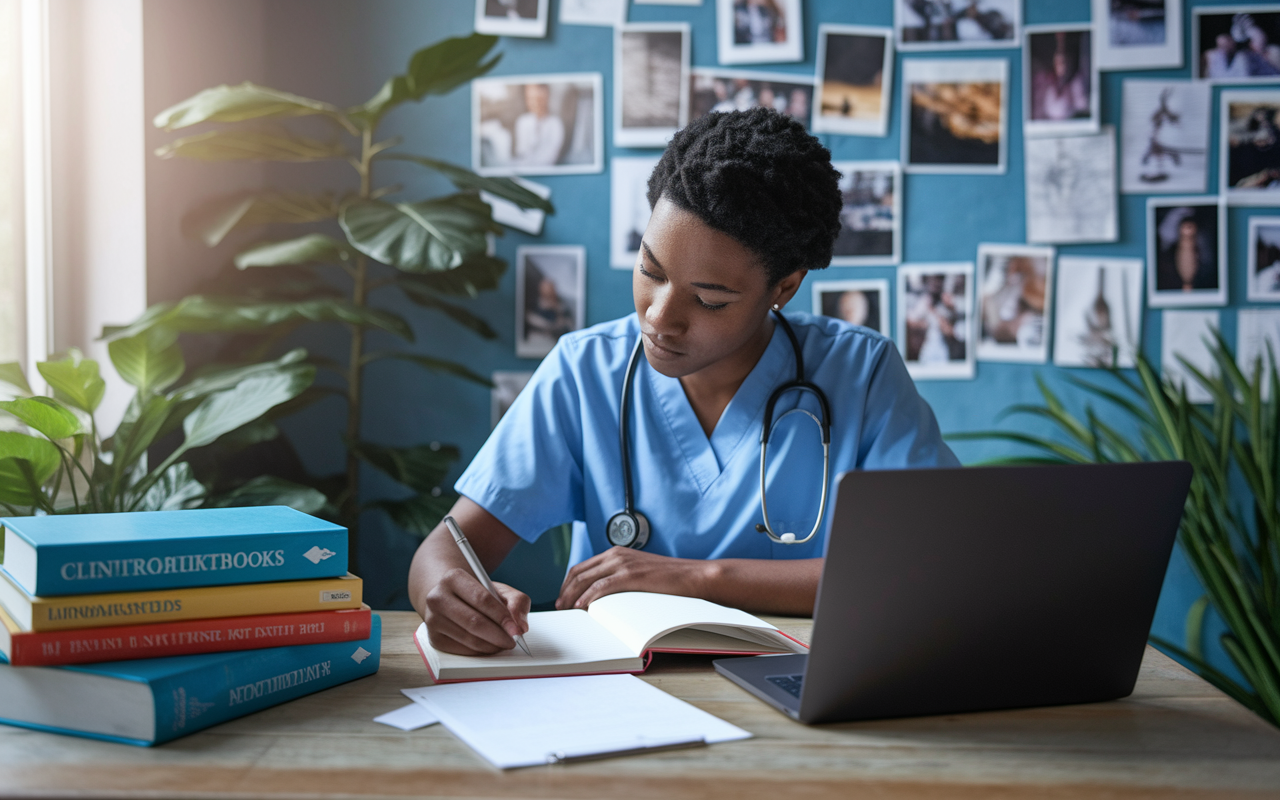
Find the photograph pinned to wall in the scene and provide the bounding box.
[1146,197,1226,308]
[635,0,701,4]
[1162,309,1220,404]
[481,178,552,236]
[687,68,813,128]
[491,371,535,428]
[1120,80,1210,195]
[475,0,549,38]
[715,0,803,65]
[812,279,890,335]
[615,24,690,148]
[474,73,603,177]
[1237,308,1280,396]
[1247,216,1280,301]
[895,0,1019,50]
[975,244,1054,364]
[1093,0,1182,70]
[1053,256,1143,369]
[902,58,1007,174]
[1221,90,1280,205]
[897,262,975,380]
[1024,25,1099,137]
[559,0,626,27]
[813,25,893,137]
[515,245,586,359]
[830,160,901,265]
[1193,7,1280,81]
[611,155,661,269]
[1025,127,1118,245]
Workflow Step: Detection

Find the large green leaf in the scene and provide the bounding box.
[394,254,506,298]
[37,353,105,414]
[0,363,32,396]
[170,350,309,402]
[235,234,354,269]
[0,431,61,505]
[354,34,500,123]
[153,82,343,130]
[133,462,205,512]
[363,351,491,387]
[102,296,413,342]
[108,327,185,395]
[182,367,315,451]
[381,154,554,212]
[396,286,497,339]
[155,129,347,162]
[367,492,456,537]
[340,195,499,273]
[183,191,340,247]
[111,394,175,478]
[351,440,459,494]
[0,397,80,440]
[204,475,327,514]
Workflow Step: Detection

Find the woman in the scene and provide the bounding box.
[409,109,958,656]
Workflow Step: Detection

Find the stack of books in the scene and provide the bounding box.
[0,506,381,746]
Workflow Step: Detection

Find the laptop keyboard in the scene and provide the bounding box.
[765,673,805,698]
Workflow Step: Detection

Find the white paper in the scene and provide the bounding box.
[403,674,751,769]
[481,178,550,235]
[1238,309,1280,399]
[1161,309,1219,404]
[1025,128,1118,244]
[373,702,439,731]
[559,0,625,27]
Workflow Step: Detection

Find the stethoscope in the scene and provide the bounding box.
[605,309,832,549]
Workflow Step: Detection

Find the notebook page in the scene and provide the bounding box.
[586,592,787,654]
[403,673,751,769]
[423,610,639,679]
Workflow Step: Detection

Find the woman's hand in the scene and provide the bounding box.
[422,568,531,656]
[556,547,713,609]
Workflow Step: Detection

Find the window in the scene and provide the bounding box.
[0,0,24,367]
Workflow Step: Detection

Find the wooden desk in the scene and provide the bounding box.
[1,611,1279,799]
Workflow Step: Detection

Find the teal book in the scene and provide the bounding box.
[0,613,380,746]
[1,507,347,596]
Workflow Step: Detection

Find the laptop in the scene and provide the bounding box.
[714,461,1192,724]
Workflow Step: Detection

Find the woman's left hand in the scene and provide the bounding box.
[556,547,713,610]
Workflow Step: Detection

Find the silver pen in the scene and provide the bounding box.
[443,515,532,657]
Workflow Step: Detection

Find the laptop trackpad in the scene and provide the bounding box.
[714,653,809,715]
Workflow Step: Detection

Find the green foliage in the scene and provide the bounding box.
[950,332,1280,727]
[142,33,556,574]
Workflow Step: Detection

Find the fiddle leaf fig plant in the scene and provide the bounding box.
[137,33,553,573]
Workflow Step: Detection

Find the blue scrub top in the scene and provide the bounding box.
[456,312,959,567]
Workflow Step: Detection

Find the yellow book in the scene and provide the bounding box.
[0,568,362,632]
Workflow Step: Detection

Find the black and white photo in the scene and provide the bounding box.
[898,262,975,380]
[976,244,1054,364]
[1221,90,1280,205]
[1248,216,1280,301]
[1024,25,1099,137]
[481,178,552,236]
[831,160,901,265]
[475,0,548,38]
[474,73,603,177]
[715,0,804,65]
[688,68,813,128]
[1121,80,1210,195]
[491,371,535,428]
[1147,197,1227,308]
[611,156,661,269]
[515,245,586,358]
[1053,256,1143,369]
[813,279,890,335]
[902,58,1007,174]
[615,24,689,148]
[1194,7,1280,81]
[814,25,893,137]
[1162,309,1219,403]
[896,0,1019,50]
[1025,128,1118,244]
[1094,0,1182,70]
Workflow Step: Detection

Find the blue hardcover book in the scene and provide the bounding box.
[1,507,348,596]
[0,613,380,746]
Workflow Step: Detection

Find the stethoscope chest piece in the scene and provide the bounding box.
[606,509,650,548]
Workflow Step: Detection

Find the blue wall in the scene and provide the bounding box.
[250,0,1274,681]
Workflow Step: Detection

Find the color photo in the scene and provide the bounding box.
[902,58,1007,174]
[814,25,893,137]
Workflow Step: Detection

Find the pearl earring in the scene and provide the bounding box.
[773,304,781,310]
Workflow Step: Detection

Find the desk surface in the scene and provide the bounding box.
[2,611,1279,799]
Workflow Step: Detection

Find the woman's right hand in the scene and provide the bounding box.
[421,568,530,656]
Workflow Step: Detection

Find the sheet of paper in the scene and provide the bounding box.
[1237,309,1280,400]
[1161,309,1219,404]
[402,673,751,769]
[559,0,626,27]
[586,591,785,654]
[424,610,639,675]
[373,702,438,731]
[480,178,550,235]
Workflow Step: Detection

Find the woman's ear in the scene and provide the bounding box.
[772,270,808,309]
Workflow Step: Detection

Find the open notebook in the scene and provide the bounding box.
[413,591,807,683]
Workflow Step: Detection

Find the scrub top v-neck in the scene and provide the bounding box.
[455,312,959,568]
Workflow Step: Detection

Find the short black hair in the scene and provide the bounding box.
[647,108,842,285]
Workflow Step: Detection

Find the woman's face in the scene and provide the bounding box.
[633,196,802,379]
